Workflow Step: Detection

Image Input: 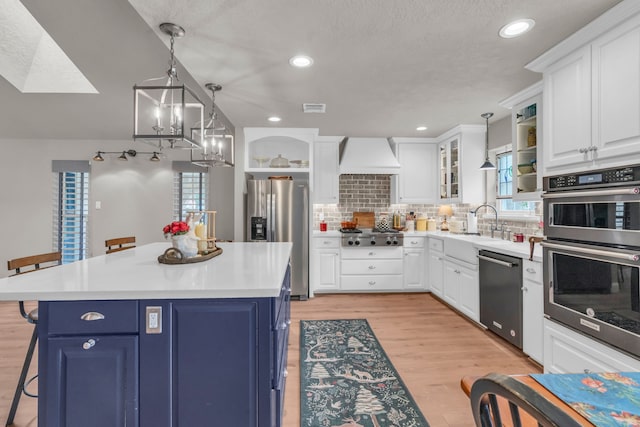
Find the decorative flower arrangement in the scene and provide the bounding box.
[163,221,189,237]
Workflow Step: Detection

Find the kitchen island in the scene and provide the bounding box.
[0,242,292,427]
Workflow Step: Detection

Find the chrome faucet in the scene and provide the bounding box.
[471,204,500,238]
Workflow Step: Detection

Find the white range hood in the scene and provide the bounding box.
[339,137,401,175]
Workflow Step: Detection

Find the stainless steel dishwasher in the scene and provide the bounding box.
[478,250,523,349]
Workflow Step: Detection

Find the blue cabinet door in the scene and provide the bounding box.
[42,335,138,427]
[139,299,272,427]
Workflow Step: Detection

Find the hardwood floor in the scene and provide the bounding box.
[0,294,541,427]
[285,293,541,427]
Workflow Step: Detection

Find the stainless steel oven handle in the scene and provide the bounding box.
[541,241,640,262]
[477,254,515,268]
[542,187,639,199]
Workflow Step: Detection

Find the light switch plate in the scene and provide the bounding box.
[146,306,162,334]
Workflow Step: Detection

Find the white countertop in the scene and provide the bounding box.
[313,229,542,261]
[0,242,293,301]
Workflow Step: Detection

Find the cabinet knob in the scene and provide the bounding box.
[589,146,597,151]
[286,319,291,325]
[522,286,528,292]
[526,268,536,274]
[80,312,105,321]
[284,369,289,378]
[368,252,375,256]
[82,339,96,350]
[280,322,287,330]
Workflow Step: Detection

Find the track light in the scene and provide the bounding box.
[92,149,159,162]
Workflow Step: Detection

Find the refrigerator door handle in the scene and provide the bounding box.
[268,191,276,241]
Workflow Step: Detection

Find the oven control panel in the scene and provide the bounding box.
[544,164,640,191]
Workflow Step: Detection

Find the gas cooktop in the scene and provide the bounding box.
[341,230,404,247]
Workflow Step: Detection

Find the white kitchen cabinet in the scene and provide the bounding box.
[499,82,543,199]
[313,137,341,204]
[340,247,403,292]
[542,45,591,173]
[403,237,426,290]
[444,259,479,322]
[244,127,316,175]
[522,259,544,364]
[591,15,640,161]
[437,126,485,204]
[537,12,640,175]
[457,263,479,322]
[427,238,444,297]
[390,139,437,204]
[310,236,340,294]
[543,319,640,373]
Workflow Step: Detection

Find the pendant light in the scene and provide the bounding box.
[190,82,235,167]
[479,112,496,170]
[133,23,205,150]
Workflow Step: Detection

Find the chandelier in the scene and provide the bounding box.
[133,23,204,149]
[190,82,235,167]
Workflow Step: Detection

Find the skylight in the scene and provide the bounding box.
[0,0,98,93]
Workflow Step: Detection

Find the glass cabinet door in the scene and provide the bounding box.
[450,139,459,199]
[440,143,448,200]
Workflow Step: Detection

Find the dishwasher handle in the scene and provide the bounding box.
[478,254,517,268]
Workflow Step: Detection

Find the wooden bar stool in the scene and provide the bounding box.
[6,251,62,426]
[105,236,136,254]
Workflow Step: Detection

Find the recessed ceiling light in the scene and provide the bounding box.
[416,126,428,131]
[499,19,535,39]
[268,116,282,122]
[289,55,314,68]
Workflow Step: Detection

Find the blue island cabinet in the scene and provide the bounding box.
[38,267,291,427]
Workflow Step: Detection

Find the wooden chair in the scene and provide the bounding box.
[6,251,62,426]
[469,373,582,427]
[105,236,136,254]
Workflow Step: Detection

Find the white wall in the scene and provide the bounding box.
[0,138,234,278]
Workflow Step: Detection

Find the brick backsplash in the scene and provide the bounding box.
[314,174,543,238]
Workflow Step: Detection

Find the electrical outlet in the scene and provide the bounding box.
[146,306,162,334]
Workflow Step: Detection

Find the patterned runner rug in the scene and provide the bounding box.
[300,319,430,427]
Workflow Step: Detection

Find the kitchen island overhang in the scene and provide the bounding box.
[0,242,292,427]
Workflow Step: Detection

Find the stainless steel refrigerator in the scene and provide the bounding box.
[246,179,309,299]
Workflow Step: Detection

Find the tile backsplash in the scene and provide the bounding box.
[314,174,543,238]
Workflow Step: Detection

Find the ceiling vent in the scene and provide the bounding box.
[303,103,326,113]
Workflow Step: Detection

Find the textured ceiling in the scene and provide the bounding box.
[0,0,622,141]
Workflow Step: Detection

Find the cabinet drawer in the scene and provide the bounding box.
[523,259,542,284]
[428,238,444,252]
[341,259,403,275]
[404,237,425,248]
[313,237,340,249]
[341,247,402,259]
[341,275,403,291]
[45,300,139,335]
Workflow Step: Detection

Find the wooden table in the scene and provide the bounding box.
[460,375,595,426]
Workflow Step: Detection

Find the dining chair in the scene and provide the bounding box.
[6,251,62,426]
[105,236,136,254]
[469,372,581,427]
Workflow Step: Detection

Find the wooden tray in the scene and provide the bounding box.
[158,247,223,264]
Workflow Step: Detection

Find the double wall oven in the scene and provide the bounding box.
[542,165,640,357]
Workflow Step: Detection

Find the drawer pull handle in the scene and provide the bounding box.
[323,241,331,244]
[280,322,287,330]
[82,339,96,350]
[368,281,376,285]
[80,312,105,321]
[368,265,376,270]
[526,268,536,274]
[284,369,289,378]
[369,252,375,256]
